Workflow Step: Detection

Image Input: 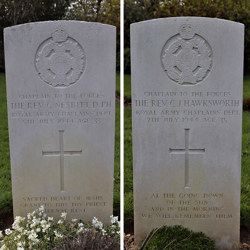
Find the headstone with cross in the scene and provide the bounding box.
[131,17,244,249]
[4,21,116,224]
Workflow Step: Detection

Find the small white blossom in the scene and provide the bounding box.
[4,228,12,235]
[78,222,84,228]
[57,219,63,225]
[61,212,67,220]
[92,217,98,225]
[0,244,7,250]
[14,234,21,240]
[54,230,63,239]
[17,247,25,250]
[77,227,84,234]
[48,217,53,221]
[28,232,38,241]
[72,218,78,223]
[92,217,103,229]
[17,242,23,247]
[39,205,45,212]
[27,213,32,220]
[110,215,118,224]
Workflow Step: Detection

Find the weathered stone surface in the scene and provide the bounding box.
[131,17,244,249]
[4,21,116,224]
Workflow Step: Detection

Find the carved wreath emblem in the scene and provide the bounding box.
[35,29,85,87]
[161,24,212,85]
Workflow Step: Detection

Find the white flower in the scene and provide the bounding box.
[12,219,23,231]
[28,232,38,241]
[17,242,23,247]
[110,215,118,224]
[92,217,98,225]
[13,216,24,223]
[4,228,12,235]
[54,230,63,238]
[30,218,39,228]
[92,217,103,229]
[39,205,45,212]
[14,235,21,240]
[0,244,7,250]
[61,212,67,220]
[95,221,103,229]
[101,229,107,235]
[48,217,53,221]
[36,228,41,233]
[77,227,84,234]
[17,247,24,250]
[72,218,78,223]
[27,213,32,220]
[57,219,63,224]
[78,222,84,227]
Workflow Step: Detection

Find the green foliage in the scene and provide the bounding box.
[139,225,215,250]
[124,0,250,74]
[114,97,120,217]
[0,0,71,71]
[124,192,133,223]
[124,48,131,74]
[65,0,119,26]
[243,76,250,100]
[242,76,250,227]
[241,111,250,227]
[65,0,120,53]
[0,0,71,26]
[124,74,132,101]
[124,74,133,221]
[0,74,12,214]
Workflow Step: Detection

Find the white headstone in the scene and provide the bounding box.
[4,21,116,224]
[131,17,244,249]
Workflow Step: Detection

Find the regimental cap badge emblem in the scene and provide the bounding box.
[161,24,212,85]
[35,29,86,87]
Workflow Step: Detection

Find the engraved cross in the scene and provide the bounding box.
[42,130,82,192]
[169,128,205,188]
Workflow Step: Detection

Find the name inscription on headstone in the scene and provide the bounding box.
[135,90,240,124]
[10,92,112,125]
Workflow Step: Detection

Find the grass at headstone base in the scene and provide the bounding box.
[124,74,250,229]
[0,73,120,218]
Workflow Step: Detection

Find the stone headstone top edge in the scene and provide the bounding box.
[4,20,116,33]
[130,17,244,29]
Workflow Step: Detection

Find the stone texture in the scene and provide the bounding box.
[4,21,116,224]
[131,17,244,249]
